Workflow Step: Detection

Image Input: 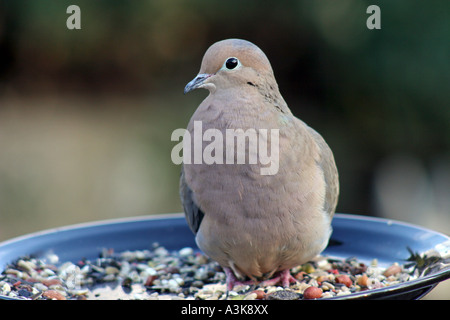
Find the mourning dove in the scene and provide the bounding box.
[181,39,339,290]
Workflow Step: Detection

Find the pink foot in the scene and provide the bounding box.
[224,268,254,291]
[260,269,297,287]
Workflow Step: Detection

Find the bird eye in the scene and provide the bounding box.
[225,57,239,70]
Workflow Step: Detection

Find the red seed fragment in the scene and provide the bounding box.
[252,290,267,300]
[145,275,158,286]
[295,271,306,280]
[42,290,66,300]
[42,278,62,287]
[328,269,339,274]
[383,264,402,277]
[303,286,323,299]
[357,274,370,287]
[335,274,352,287]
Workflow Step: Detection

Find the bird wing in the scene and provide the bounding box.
[306,126,339,218]
[180,166,205,235]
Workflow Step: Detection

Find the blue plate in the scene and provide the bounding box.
[1,213,449,300]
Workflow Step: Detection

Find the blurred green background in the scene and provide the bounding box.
[0,0,449,298]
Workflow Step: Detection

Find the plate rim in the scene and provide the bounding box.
[1,213,449,247]
[1,213,449,300]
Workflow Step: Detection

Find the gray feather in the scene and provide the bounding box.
[180,166,204,234]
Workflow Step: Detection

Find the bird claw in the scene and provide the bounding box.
[224,267,254,292]
[260,269,298,287]
[224,268,297,293]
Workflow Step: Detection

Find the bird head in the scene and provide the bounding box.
[184,39,276,95]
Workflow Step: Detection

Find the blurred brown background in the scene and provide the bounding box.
[0,0,449,298]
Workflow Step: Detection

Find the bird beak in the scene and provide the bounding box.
[184,73,212,94]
